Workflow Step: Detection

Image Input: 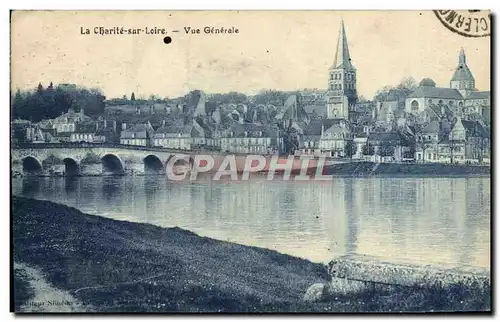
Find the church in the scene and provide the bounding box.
[325,20,357,120]
[404,48,491,121]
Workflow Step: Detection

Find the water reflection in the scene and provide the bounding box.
[11,176,490,268]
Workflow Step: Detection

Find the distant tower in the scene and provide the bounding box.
[450,48,475,98]
[326,20,357,120]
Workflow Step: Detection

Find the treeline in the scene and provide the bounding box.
[11,83,106,123]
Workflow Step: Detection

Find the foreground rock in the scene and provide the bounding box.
[327,254,490,294]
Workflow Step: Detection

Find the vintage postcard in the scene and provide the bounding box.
[10,10,491,313]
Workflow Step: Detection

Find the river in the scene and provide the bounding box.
[12,176,490,268]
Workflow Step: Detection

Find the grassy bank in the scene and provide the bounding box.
[12,197,491,313]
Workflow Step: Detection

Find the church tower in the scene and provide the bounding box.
[450,48,475,98]
[326,20,357,119]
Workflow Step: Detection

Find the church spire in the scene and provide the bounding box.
[459,47,466,64]
[450,47,475,95]
[451,48,474,83]
[331,20,354,70]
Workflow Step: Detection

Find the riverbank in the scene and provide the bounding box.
[325,162,490,177]
[13,161,491,179]
[12,197,490,312]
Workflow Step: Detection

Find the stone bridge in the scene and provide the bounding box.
[11,143,198,176]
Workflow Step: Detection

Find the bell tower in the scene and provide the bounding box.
[326,20,357,119]
[450,48,475,98]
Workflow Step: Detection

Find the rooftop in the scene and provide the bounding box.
[407,86,463,100]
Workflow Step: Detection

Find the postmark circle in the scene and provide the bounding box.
[433,10,490,38]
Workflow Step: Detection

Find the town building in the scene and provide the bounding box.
[220,123,283,154]
[318,119,353,157]
[437,118,490,163]
[25,124,47,143]
[120,122,155,146]
[366,132,412,162]
[52,107,93,134]
[415,120,448,162]
[70,124,97,143]
[153,120,207,150]
[415,117,489,163]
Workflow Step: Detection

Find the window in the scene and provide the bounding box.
[449,101,454,106]
[411,100,419,111]
[428,99,432,105]
[438,100,443,105]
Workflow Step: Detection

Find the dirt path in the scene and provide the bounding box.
[14,262,85,313]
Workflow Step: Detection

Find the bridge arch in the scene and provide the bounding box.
[143,154,165,174]
[22,156,43,176]
[101,154,125,175]
[63,158,80,176]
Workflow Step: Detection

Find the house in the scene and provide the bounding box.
[437,118,490,163]
[25,124,47,143]
[52,132,72,143]
[367,132,409,162]
[153,120,207,150]
[295,119,344,156]
[463,91,491,116]
[350,101,374,125]
[153,125,196,150]
[70,124,97,143]
[220,123,283,154]
[318,119,353,157]
[120,122,154,146]
[353,132,369,159]
[415,120,449,162]
[295,121,322,156]
[94,128,115,143]
[373,101,399,124]
[52,107,93,134]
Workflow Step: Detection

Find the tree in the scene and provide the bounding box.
[12,90,24,114]
[131,92,136,101]
[373,77,417,108]
[36,83,44,94]
[207,92,248,105]
[252,89,288,106]
[362,143,374,156]
[11,84,106,122]
[344,140,356,160]
[419,78,437,87]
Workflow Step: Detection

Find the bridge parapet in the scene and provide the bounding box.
[11,143,197,176]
